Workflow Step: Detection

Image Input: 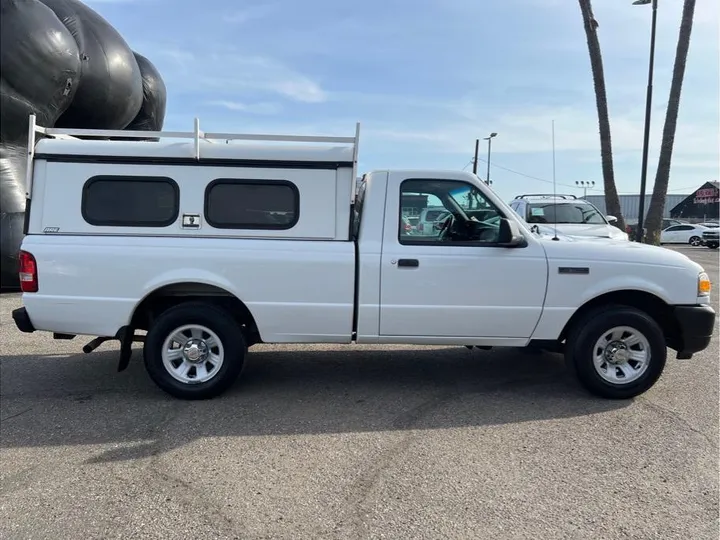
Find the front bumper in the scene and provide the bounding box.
[12,307,36,333]
[672,304,716,358]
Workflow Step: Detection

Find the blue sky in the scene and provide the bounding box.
[85,0,718,202]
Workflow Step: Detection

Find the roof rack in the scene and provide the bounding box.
[24,114,361,199]
[513,193,578,200]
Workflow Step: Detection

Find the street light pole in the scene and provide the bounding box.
[575,180,596,198]
[633,0,658,243]
[484,132,497,185]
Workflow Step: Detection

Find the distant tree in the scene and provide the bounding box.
[577,0,626,232]
[643,0,697,244]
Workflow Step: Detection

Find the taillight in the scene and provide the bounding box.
[418,223,424,232]
[18,250,38,293]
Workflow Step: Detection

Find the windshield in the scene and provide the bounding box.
[449,186,493,211]
[526,202,606,224]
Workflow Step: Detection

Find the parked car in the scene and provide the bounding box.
[659,223,710,246]
[626,218,687,241]
[415,206,450,236]
[698,222,719,229]
[509,194,628,241]
[701,229,719,249]
[401,215,417,235]
[11,115,716,402]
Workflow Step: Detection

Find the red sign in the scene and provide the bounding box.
[693,186,719,205]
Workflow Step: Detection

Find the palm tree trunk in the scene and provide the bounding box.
[577,0,626,233]
[644,0,696,244]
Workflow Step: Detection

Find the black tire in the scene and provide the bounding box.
[565,305,667,399]
[689,236,701,246]
[708,243,719,249]
[143,301,246,400]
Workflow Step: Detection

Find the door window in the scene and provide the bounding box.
[398,179,503,245]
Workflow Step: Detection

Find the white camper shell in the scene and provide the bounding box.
[25,116,360,242]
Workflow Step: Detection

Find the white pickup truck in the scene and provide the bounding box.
[11,116,716,400]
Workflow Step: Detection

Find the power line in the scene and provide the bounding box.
[468,155,701,195]
[666,184,701,193]
[470,155,601,192]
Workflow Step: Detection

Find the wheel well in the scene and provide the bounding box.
[559,290,680,348]
[130,282,261,345]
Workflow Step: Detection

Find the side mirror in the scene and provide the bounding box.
[497,218,526,247]
[606,215,618,223]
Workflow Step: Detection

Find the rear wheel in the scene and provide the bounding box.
[144,301,246,399]
[565,305,667,399]
[689,236,701,246]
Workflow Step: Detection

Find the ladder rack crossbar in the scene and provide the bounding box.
[33,118,359,146]
[24,114,361,199]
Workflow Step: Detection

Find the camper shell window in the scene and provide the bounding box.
[81,176,179,227]
[204,179,300,230]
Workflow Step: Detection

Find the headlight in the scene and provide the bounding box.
[698,272,712,296]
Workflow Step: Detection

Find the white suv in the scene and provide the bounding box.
[415,206,451,236]
[509,194,628,241]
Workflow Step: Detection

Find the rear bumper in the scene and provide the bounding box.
[672,304,716,358]
[12,307,36,333]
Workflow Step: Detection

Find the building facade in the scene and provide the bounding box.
[669,181,719,221]
[584,194,689,221]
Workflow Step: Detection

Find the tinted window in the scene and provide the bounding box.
[205,179,299,229]
[82,176,179,227]
[526,202,606,224]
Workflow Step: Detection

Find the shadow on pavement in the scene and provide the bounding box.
[0,346,630,461]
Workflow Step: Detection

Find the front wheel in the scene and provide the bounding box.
[689,236,701,246]
[144,302,247,400]
[565,305,667,399]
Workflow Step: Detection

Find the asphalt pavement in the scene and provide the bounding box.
[1,246,718,539]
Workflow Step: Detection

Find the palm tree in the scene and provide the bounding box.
[643,0,697,244]
[577,0,626,232]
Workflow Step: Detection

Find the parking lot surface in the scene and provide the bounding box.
[1,247,718,539]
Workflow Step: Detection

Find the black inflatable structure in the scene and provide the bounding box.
[0,0,167,288]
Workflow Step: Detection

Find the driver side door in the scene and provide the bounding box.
[662,225,682,243]
[379,176,549,342]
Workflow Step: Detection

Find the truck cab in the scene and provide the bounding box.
[354,171,545,343]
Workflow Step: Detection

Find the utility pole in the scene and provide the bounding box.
[484,132,497,185]
[633,0,658,243]
[472,139,479,174]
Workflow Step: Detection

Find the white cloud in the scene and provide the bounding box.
[205,101,281,115]
[354,102,718,164]
[150,48,327,103]
[222,4,279,24]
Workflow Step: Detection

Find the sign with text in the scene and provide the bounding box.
[693,187,719,205]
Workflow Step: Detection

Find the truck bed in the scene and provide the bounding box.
[21,234,356,342]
